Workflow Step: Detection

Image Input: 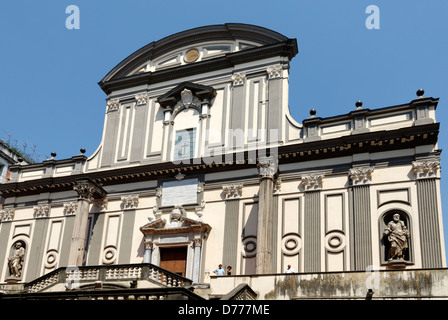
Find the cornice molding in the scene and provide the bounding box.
[0,123,439,198]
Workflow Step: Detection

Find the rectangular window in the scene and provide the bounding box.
[173,128,195,161]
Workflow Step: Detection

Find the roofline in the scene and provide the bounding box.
[98,39,298,95]
[99,23,295,86]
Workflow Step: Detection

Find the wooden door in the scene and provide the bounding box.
[159,246,187,277]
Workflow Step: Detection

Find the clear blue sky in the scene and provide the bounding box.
[1,1,448,259]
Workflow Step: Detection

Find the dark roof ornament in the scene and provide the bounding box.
[309,109,317,117]
[416,88,425,98]
[355,100,363,109]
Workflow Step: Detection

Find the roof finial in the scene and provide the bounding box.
[416,88,424,98]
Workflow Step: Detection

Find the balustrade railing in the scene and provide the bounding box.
[25,263,192,293]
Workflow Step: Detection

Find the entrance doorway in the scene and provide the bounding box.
[159,246,187,277]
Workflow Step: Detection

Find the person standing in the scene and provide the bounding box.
[227,266,232,275]
[285,264,295,273]
[213,264,225,276]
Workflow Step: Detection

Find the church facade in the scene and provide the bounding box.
[0,24,445,299]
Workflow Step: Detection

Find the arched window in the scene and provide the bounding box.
[379,210,413,265]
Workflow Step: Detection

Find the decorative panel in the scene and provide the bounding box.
[324,193,346,271]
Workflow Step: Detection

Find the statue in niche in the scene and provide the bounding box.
[8,242,25,279]
[383,213,410,261]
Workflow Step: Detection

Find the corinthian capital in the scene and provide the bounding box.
[257,157,278,180]
[106,98,120,112]
[231,72,246,86]
[34,205,50,218]
[412,160,441,179]
[0,208,15,222]
[267,64,283,79]
[349,167,374,186]
[121,194,139,209]
[222,184,243,199]
[299,174,324,191]
[74,179,107,202]
[135,93,149,105]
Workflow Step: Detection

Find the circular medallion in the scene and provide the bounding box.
[102,246,117,264]
[184,48,200,63]
[44,250,59,268]
[281,233,302,256]
[324,231,346,252]
[242,236,257,258]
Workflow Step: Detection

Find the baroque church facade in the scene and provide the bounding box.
[0,24,446,300]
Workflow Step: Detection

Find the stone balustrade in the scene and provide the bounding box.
[24,263,192,293]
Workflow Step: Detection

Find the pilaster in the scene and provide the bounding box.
[348,167,374,270]
[412,160,443,267]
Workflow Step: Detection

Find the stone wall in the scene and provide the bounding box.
[209,268,448,299]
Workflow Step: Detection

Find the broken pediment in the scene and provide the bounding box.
[140,215,211,236]
[157,81,216,110]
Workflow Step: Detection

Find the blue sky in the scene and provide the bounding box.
[1,1,448,258]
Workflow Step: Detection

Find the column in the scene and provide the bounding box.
[68,179,107,266]
[192,238,202,283]
[144,238,153,263]
[255,156,277,274]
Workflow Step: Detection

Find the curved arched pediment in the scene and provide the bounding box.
[99,23,293,84]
